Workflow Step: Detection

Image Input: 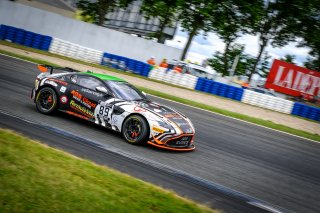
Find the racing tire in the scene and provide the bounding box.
[122,115,149,145]
[35,87,58,115]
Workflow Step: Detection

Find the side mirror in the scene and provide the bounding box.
[96,86,112,96]
[142,91,147,96]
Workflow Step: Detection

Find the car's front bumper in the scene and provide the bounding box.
[147,141,195,151]
[147,133,195,151]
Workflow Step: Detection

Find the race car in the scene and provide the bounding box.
[31,65,195,151]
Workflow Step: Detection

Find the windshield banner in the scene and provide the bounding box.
[265,59,320,97]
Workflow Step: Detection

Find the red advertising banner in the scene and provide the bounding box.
[265,59,320,98]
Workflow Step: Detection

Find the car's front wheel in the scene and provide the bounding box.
[35,87,58,114]
[122,115,149,145]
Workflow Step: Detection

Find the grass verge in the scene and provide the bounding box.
[0,42,319,142]
[0,129,216,213]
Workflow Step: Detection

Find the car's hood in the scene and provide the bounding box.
[136,100,194,134]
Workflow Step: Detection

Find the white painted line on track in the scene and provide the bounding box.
[247,202,287,213]
[1,52,319,144]
[0,52,37,64]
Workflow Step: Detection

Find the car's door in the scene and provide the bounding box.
[68,75,112,124]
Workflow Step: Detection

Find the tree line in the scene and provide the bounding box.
[77,0,319,79]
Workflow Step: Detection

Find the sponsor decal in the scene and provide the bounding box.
[134,106,146,112]
[50,78,68,86]
[71,90,82,102]
[60,86,66,93]
[70,100,94,118]
[113,117,118,123]
[82,97,97,109]
[66,110,89,120]
[60,95,68,104]
[152,126,166,133]
[265,59,320,97]
[45,80,58,87]
[81,88,103,97]
[176,137,189,145]
[70,90,97,109]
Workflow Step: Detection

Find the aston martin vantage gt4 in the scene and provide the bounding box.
[31,65,195,151]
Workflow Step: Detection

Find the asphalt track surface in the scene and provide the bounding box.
[1,55,320,212]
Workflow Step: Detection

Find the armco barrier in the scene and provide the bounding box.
[195,78,244,101]
[291,102,320,121]
[242,90,294,114]
[148,68,198,89]
[0,25,52,51]
[1,24,320,122]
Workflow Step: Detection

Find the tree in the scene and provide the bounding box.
[248,0,306,81]
[300,25,320,71]
[178,1,221,60]
[208,46,271,78]
[208,44,244,76]
[141,0,179,43]
[256,52,271,78]
[304,57,319,71]
[280,54,296,64]
[211,0,262,75]
[295,1,320,71]
[77,0,133,26]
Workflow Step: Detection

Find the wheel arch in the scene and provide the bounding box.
[35,84,61,104]
[36,84,60,100]
[121,113,150,135]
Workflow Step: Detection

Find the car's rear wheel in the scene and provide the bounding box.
[122,115,149,145]
[35,87,58,114]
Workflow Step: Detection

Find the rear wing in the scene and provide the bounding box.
[37,64,80,74]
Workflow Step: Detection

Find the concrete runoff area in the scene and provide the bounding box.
[0,44,319,135]
[0,54,320,212]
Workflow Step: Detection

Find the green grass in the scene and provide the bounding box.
[0,129,216,213]
[1,41,319,142]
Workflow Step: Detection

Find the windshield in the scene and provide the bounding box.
[105,81,147,101]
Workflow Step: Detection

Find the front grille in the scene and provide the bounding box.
[166,136,192,147]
